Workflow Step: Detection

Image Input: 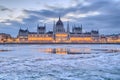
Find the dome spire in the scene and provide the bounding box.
[59,15,61,20]
[56,15,63,26]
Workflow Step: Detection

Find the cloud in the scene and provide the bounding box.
[0,8,29,24]
[65,11,101,18]
[0,0,120,36]
[0,20,12,25]
[0,5,12,12]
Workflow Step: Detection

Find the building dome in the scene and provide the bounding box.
[55,16,65,33]
[56,16,63,26]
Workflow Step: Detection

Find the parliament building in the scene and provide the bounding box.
[17,16,100,43]
[0,16,120,43]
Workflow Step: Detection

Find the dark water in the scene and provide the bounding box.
[0,44,120,80]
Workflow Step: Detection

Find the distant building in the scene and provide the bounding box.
[18,28,29,42]
[106,34,120,43]
[0,33,11,42]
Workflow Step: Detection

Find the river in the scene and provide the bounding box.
[0,44,120,80]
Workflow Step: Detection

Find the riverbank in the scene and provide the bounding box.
[0,42,120,45]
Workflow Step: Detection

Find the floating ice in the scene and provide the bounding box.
[0,44,120,80]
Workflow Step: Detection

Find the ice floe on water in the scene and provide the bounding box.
[0,44,120,80]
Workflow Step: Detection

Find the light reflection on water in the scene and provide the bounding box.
[0,44,120,55]
[36,44,120,55]
[38,48,91,54]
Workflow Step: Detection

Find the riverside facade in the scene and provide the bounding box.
[0,17,120,43]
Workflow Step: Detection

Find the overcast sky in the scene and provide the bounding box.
[0,0,120,36]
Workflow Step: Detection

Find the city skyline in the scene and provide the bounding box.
[0,0,120,36]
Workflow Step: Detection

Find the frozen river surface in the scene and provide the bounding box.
[0,44,120,80]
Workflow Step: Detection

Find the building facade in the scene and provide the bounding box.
[0,33,11,43]
[0,16,120,43]
[17,17,100,43]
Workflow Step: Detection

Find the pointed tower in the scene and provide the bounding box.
[53,20,56,34]
[81,24,82,28]
[72,25,74,33]
[81,24,82,33]
[59,15,60,21]
[44,23,46,33]
[67,21,70,40]
[37,23,39,34]
[18,27,21,37]
[26,27,29,33]
[67,21,70,33]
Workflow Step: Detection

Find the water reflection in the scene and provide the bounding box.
[0,49,12,52]
[93,49,120,53]
[38,48,91,54]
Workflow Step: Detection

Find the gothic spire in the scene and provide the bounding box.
[59,14,61,21]
[67,21,70,33]
[59,16,60,20]
[81,24,82,28]
[53,20,56,33]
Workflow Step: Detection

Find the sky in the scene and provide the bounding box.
[0,0,120,37]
